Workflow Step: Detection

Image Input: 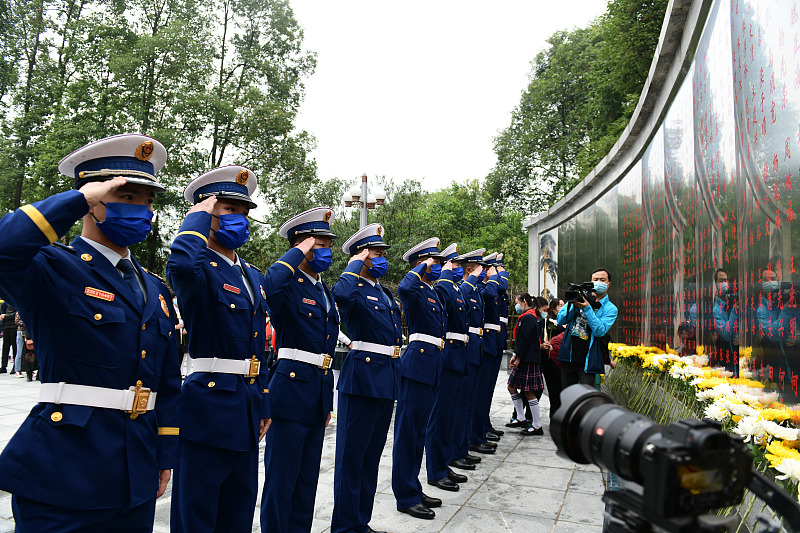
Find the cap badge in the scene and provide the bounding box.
[376,226,382,236]
[236,169,249,185]
[135,141,155,161]
[323,210,332,223]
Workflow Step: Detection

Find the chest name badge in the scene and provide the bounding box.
[428,298,437,304]
[302,298,316,305]
[159,294,170,317]
[224,284,241,294]
[85,287,114,302]
[470,299,477,303]
[367,295,378,301]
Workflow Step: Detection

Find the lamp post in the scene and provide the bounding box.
[342,173,386,229]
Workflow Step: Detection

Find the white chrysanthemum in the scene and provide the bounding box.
[732,416,765,442]
[723,400,758,417]
[704,402,729,421]
[697,388,717,401]
[739,369,754,379]
[694,355,709,366]
[762,420,800,441]
[734,390,760,405]
[710,383,735,398]
[775,458,800,485]
[761,392,780,404]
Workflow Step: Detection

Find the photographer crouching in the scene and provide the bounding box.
[557,268,618,388]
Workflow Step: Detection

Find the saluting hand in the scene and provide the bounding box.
[486,266,497,277]
[442,261,452,271]
[349,248,370,264]
[297,236,316,255]
[80,176,128,208]
[473,265,484,277]
[188,195,217,214]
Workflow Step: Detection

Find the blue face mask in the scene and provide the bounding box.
[307,247,333,273]
[763,281,780,291]
[427,263,442,281]
[717,281,729,293]
[541,311,548,319]
[514,303,523,314]
[453,266,464,279]
[95,202,153,247]
[213,213,249,250]
[367,256,388,278]
[593,281,608,294]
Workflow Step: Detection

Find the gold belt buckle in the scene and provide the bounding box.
[465,335,469,344]
[128,382,151,420]
[321,354,332,370]
[392,346,401,358]
[246,356,260,377]
[478,328,483,336]
[439,339,445,350]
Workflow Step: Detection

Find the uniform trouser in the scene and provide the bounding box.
[425,367,463,482]
[454,362,480,459]
[2,327,16,370]
[331,393,394,533]
[481,355,504,434]
[469,353,496,444]
[392,377,435,509]
[261,416,326,533]
[170,438,258,533]
[12,494,155,532]
[541,356,563,415]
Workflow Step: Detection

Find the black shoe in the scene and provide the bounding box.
[398,503,435,519]
[485,432,499,441]
[505,419,528,428]
[448,470,468,483]
[449,458,476,470]
[521,426,544,436]
[0,368,7,374]
[489,427,505,436]
[421,493,442,508]
[469,443,496,454]
[483,440,498,448]
[463,453,481,463]
[428,477,459,492]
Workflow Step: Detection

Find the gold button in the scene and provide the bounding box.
[420,348,424,353]
[308,313,312,317]
[254,332,258,338]
[366,357,371,362]
[51,412,63,422]
[208,381,216,388]
[358,283,363,286]
[230,303,236,309]
[94,313,102,321]
[81,253,92,261]
[449,340,453,344]
[169,332,172,337]
[250,378,255,384]
[290,372,296,378]
[326,335,330,339]
[375,306,379,310]
[136,380,143,387]
[326,318,329,322]
[210,261,218,267]
[142,324,146,330]
[141,350,147,358]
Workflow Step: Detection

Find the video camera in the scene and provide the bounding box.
[551,384,800,532]
[565,282,602,310]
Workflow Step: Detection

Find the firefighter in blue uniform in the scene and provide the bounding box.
[167,166,271,532]
[450,249,493,464]
[0,134,181,531]
[392,238,446,520]
[470,253,506,450]
[331,223,401,533]
[261,207,339,533]
[488,253,509,439]
[425,243,470,491]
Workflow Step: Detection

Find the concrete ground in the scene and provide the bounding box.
[0,369,606,532]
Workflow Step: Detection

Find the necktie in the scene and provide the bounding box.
[234,264,253,303]
[316,282,330,312]
[376,284,390,306]
[117,259,144,308]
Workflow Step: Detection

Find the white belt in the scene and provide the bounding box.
[408,333,444,350]
[191,357,260,377]
[277,348,332,369]
[499,317,508,324]
[445,332,469,343]
[484,323,501,332]
[39,382,156,419]
[351,341,401,358]
[468,327,483,336]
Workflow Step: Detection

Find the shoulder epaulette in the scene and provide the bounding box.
[141,267,166,283]
[245,262,263,273]
[51,242,76,254]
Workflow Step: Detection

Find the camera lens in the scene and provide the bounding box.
[551,384,663,484]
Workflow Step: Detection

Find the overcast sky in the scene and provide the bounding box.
[289,1,607,193]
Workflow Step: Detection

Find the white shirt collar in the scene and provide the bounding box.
[360,276,376,287]
[301,269,321,285]
[81,236,129,266]
[209,248,242,269]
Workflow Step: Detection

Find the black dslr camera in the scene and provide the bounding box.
[565,282,602,310]
[552,385,800,532]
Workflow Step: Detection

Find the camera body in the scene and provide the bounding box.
[565,281,602,310]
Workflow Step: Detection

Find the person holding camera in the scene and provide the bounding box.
[557,268,618,388]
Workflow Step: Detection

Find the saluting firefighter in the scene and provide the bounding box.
[392,238,446,520]
[450,249,491,464]
[166,166,271,533]
[261,207,339,533]
[331,223,401,533]
[483,253,510,442]
[424,243,470,492]
[0,134,181,531]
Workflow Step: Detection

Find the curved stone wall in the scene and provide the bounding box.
[525,0,800,403]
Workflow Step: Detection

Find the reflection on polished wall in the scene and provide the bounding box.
[544,0,800,403]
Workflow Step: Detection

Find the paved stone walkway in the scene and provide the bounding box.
[0,368,606,532]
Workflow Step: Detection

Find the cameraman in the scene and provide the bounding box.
[557,268,618,387]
